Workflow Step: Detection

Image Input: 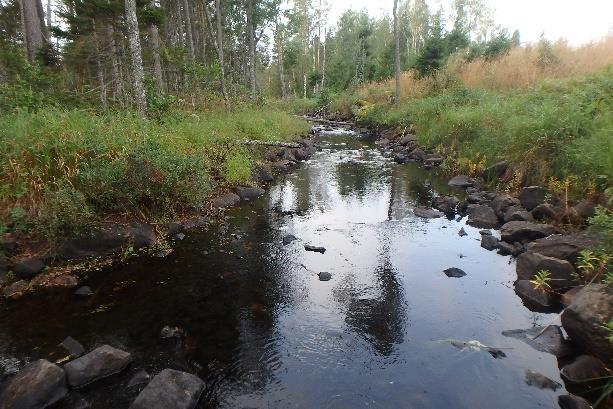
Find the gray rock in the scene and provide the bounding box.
[235,186,265,202]
[318,272,332,281]
[503,206,534,222]
[252,165,274,182]
[482,161,508,181]
[282,234,298,246]
[304,245,326,253]
[573,200,596,220]
[531,203,558,221]
[467,205,499,228]
[160,326,182,339]
[60,337,85,358]
[518,186,546,210]
[271,159,294,173]
[526,234,601,261]
[489,194,520,220]
[74,286,93,297]
[458,228,467,237]
[212,193,240,208]
[497,241,523,256]
[433,196,460,215]
[561,284,613,364]
[129,369,204,409]
[408,148,427,161]
[480,234,499,250]
[2,280,29,299]
[524,369,561,391]
[515,280,556,309]
[60,393,90,409]
[0,359,68,409]
[516,252,576,288]
[59,224,157,259]
[397,134,416,145]
[64,345,132,388]
[413,207,444,219]
[561,286,584,307]
[13,257,45,279]
[393,153,408,164]
[561,355,608,383]
[558,395,593,409]
[500,221,559,243]
[443,268,466,278]
[502,325,573,357]
[128,370,151,388]
[448,175,475,188]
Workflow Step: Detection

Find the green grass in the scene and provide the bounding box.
[336,68,613,195]
[0,107,307,241]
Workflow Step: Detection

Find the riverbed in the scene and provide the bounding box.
[0,125,566,408]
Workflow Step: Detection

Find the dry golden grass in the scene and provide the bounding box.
[357,71,430,103]
[453,36,613,90]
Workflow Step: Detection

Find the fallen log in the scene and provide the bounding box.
[297,116,353,126]
[241,139,301,148]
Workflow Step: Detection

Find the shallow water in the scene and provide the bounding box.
[0,127,566,408]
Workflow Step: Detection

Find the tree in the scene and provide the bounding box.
[393,0,400,104]
[414,10,446,77]
[125,0,147,116]
[18,0,46,61]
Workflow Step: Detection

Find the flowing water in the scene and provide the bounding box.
[0,125,566,408]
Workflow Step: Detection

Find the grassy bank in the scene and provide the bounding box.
[0,107,307,241]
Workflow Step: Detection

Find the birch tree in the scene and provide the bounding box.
[125,0,147,116]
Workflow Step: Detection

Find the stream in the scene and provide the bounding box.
[0,125,567,408]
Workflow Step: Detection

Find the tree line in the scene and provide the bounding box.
[0,0,519,115]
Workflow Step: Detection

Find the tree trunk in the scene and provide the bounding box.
[214,0,229,106]
[125,0,147,117]
[92,19,107,110]
[148,3,164,94]
[393,0,401,104]
[246,0,257,98]
[46,0,51,30]
[320,28,326,90]
[19,0,45,61]
[182,0,195,60]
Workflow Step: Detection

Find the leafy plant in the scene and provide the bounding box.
[575,249,612,285]
[530,270,552,292]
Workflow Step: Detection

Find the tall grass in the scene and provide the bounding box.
[0,107,307,240]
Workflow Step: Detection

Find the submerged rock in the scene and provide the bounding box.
[413,207,444,219]
[0,359,68,409]
[443,267,466,278]
[518,186,546,211]
[64,345,132,388]
[304,244,326,253]
[318,272,332,281]
[433,196,460,216]
[129,369,204,409]
[500,221,559,243]
[524,369,561,391]
[502,325,573,357]
[561,284,613,364]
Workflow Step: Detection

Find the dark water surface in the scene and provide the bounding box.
[0,127,565,408]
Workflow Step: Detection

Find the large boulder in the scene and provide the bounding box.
[480,234,500,251]
[448,175,475,188]
[64,345,132,388]
[500,221,559,243]
[518,186,546,210]
[515,280,557,309]
[489,194,520,220]
[0,359,68,409]
[516,252,576,288]
[13,257,45,279]
[129,369,204,409]
[561,355,609,383]
[526,234,601,262]
[561,284,613,364]
[503,206,533,222]
[467,205,499,228]
[531,203,559,221]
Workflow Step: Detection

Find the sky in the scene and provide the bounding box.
[327,0,613,46]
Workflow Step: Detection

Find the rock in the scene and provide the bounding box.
[180,217,208,230]
[500,221,559,243]
[497,241,523,256]
[467,205,499,228]
[503,206,534,222]
[293,148,311,161]
[155,249,173,258]
[526,234,601,262]
[130,224,157,249]
[397,134,416,145]
[174,233,186,241]
[60,392,90,409]
[467,193,487,204]
[271,159,294,173]
[160,326,182,340]
[212,192,240,208]
[2,280,29,299]
[59,224,156,259]
[235,187,265,202]
[432,196,459,215]
[128,370,151,388]
[393,153,408,164]
[518,186,546,210]
[408,148,427,161]
[60,337,85,358]
[479,230,492,236]
[282,234,298,246]
[448,175,475,188]
[31,273,78,289]
[13,257,45,279]
[573,200,596,220]
[282,148,297,162]
[252,165,274,183]
[524,369,561,391]
[413,207,444,219]
[515,280,556,309]
[502,325,573,357]
[443,267,466,278]
[0,359,68,409]
[483,161,508,181]
[0,235,18,255]
[74,286,93,297]
[167,222,183,236]
[561,284,613,364]
[129,369,204,409]
[458,228,467,237]
[561,355,608,383]
[304,245,326,254]
[489,194,520,220]
[516,252,576,288]
[481,234,499,251]
[64,345,132,388]
[531,203,558,221]
[264,149,282,161]
[558,395,593,409]
[561,286,584,307]
[0,255,8,279]
[318,272,332,281]
[424,155,443,166]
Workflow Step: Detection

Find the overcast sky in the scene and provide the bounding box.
[327,0,613,45]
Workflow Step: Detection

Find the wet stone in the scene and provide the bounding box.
[128,370,151,388]
[524,370,561,391]
[282,234,298,246]
[64,345,132,388]
[0,359,68,409]
[443,268,466,278]
[514,280,556,309]
[318,272,332,281]
[129,369,205,409]
[74,286,93,297]
[448,175,475,188]
[502,325,573,357]
[304,244,326,253]
[413,207,443,218]
[235,186,265,202]
[60,336,85,358]
[480,234,499,251]
[458,228,467,237]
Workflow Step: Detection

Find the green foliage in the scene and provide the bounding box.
[530,270,552,292]
[588,207,613,250]
[414,13,447,77]
[9,206,27,232]
[225,151,252,184]
[575,249,612,285]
